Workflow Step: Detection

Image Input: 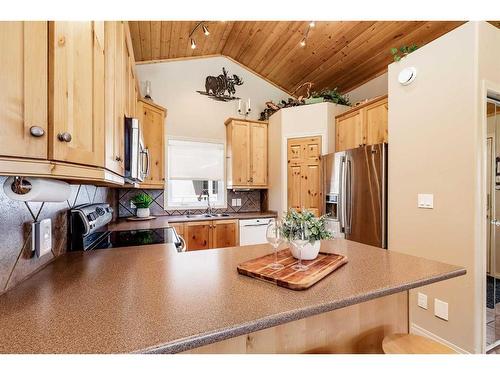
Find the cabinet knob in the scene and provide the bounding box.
[115,156,122,162]
[57,132,72,142]
[29,126,45,137]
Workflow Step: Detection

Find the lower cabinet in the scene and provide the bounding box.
[175,220,239,251]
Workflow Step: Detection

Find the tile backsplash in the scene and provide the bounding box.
[118,188,263,217]
[0,176,115,294]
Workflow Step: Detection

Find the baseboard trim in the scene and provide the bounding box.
[410,323,471,354]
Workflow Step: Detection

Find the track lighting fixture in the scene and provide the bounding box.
[299,21,315,47]
[300,38,306,47]
[189,21,212,50]
[191,38,196,49]
[202,25,210,36]
[309,21,315,28]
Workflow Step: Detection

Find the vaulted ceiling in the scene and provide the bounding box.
[129,21,468,95]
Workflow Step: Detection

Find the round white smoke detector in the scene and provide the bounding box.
[398,67,417,86]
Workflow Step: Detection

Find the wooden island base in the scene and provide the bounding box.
[184,291,408,354]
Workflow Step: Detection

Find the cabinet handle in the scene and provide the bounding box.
[29,126,45,137]
[115,156,122,162]
[57,132,72,143]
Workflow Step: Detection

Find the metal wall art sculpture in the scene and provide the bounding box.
[197,67,244,102]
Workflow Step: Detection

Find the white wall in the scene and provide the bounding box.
[346,72,388,104]
[388,21,500,353]
[135,56,289,142]
[268,102,349,216]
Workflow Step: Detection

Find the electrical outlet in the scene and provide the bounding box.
[130,202,136,209]
[417,292,428,309]
[236,199,242,206]
[417,193,434,209]
[434,298,448,321]
[32,218,52,258]
[231,199,237,206]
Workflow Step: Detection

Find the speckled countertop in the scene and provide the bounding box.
[108,211,277,231]
[0,239,465,354]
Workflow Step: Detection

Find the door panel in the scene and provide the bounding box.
[0,22,48,159]
[185,221,211,251]
[231,121,251,185]
[250,123,268,185]
[345,144,384,247]
[141,104,165,187]
[364,99,388,145]
[212,220,239,248]
[50,21,104,167]
[336,112,362,152]
[301,164,321,217]
[288,165,302,210]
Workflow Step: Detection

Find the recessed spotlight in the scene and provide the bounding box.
[191,39,196,49]
[309,21,315,28]
[202,25,210,36]
[300,38,306,47]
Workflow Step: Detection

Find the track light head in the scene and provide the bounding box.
[309,21,315,28]
[191,39,196,49]
[202,25,210,36]
[300,38,306,47]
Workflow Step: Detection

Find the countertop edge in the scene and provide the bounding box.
[138,267,466,354]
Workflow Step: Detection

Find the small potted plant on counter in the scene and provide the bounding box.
[131,193,153,218]
[281,209,333,260]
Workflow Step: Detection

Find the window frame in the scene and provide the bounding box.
[164,136,227,211]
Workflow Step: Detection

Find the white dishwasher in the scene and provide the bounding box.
[239,218,273,245]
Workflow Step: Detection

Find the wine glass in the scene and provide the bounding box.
[291,221,309,272]
[266,219,285,270]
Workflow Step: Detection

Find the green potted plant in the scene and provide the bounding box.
[131,193,153,218]
[281,209,333,260]
[306,87,351,106]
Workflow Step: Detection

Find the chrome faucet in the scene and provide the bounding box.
[197,188,213,216]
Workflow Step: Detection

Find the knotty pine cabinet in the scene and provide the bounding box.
[0,21,139,186]
[225,118,268,189]
[0,22,48,160]
[137,99,166,189]
[287,136,322,217]
[335,95,388,152]
[177,220,239,251]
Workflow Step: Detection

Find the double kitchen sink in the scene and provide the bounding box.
[185,213,230,218]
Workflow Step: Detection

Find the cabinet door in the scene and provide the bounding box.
[250,122,268,186]
[363,98,388,145]
[0,22,47,159]
[335,112,362,152]
[211,220,239,248]
[104,21,124,175]
[141,103,165,187]
[185,221,211,251]
[230,121,251,186]
[49,21,105,167]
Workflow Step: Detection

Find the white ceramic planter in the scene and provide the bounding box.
[290,241,321,260]
[136,207,150,218]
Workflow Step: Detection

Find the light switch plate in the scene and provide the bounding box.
[236,199,242,206]
[434,298,448,321]
[231,199,237,206]
[130,202,136,209]
[418,193,434,209]
[32,218,52,258]
[417,292,428,309]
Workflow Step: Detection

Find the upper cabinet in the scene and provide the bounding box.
[0,22,48,160]
[137,99,166,189]
[49,21,105,167]
[335,95,388,152]
[225,118,268,189]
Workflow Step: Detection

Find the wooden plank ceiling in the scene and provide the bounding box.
[129,21,466,94]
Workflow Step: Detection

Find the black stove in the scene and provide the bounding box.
[69,203,184,252]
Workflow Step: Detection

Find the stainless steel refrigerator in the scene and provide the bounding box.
[323,143,387,248]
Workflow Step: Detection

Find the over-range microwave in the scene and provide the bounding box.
[124,117,149,183]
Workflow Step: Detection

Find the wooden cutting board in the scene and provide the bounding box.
[237,249,348,291]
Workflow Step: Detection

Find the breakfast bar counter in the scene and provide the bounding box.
[0,239,465,354]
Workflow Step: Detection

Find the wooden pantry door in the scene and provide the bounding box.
[287,136,322,216]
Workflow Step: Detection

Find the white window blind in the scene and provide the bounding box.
[168,140,224,181]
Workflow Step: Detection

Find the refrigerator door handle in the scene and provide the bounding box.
[339,156,346,232]
[346,157,353,235]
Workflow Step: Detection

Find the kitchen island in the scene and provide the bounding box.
[0,239,465,354]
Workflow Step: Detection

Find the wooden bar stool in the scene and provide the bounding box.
[382,334,457,354]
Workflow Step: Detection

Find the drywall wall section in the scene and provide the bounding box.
[346,72,388,104]
[135,56,289,142]
[388,21,500,353]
